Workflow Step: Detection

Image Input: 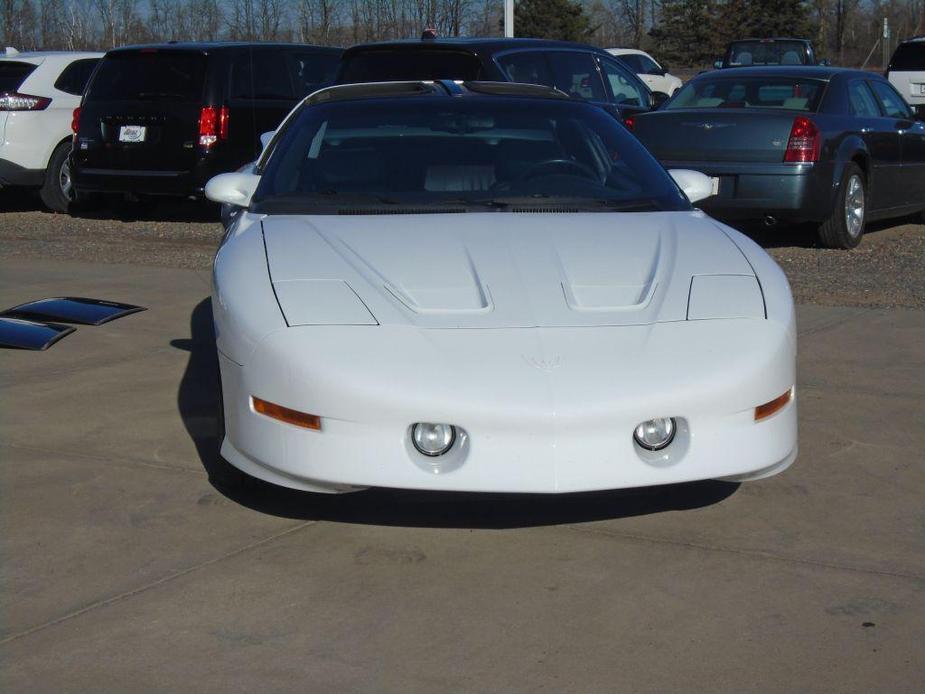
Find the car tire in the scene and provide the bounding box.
[39,141,75,214]
[817,163,866,249]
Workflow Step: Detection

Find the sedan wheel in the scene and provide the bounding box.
[817,163,866,249]
[844,174,864,238]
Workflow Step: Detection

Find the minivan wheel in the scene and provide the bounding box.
[817,163,865,249]
[40,142,75,213]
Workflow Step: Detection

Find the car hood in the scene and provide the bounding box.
[261,211,756,329]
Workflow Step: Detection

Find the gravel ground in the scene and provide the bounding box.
[1,190,922,309]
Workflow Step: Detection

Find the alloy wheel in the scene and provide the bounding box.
[844,174,864,238]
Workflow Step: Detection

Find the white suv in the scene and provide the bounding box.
[887,37,925,111]
[606,48,683,97]
[1,49,101,211]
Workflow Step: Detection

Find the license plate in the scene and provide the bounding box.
[118,125,146,143]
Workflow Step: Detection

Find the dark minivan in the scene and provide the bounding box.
[71,42,341,201]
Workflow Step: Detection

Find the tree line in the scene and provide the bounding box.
[3,0,924,68]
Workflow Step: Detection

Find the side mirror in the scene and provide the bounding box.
[817,58,830,67]
[713,59,723,70]
[669,169,717,204]
[651,91,671,109]
[260,130,275,151]
[205,172,260,208]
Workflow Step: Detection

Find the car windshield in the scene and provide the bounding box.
[253,97,690,214]
[665,76,824,111]
[728,41,807,66]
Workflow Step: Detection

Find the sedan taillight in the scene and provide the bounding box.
[783,116,820,163]
[71,107,81,133]
[0,91,51,111]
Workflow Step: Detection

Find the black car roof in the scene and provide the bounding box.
[342,38,612,56]
[304,79,570,106]
[106,41,341,54]
[727,38,812,43]
[693,66,875,81]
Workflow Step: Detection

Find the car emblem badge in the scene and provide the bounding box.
[522,355,562,373]
[684,121,733,130]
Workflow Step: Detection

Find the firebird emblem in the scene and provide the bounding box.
[684,121,734,130]
[522,355,562,373]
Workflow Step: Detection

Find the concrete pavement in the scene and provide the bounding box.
[1,259,923,692]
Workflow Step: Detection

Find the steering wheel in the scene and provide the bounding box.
[514,158,601,184]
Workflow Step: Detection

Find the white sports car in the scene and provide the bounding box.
[206,80,797,495]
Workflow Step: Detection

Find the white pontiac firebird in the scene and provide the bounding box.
[205,80,797,495]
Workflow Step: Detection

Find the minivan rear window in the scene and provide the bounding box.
[0,61,37,91]
[87,51,206,101]
[889,41,924,71]
[339,50,482,82]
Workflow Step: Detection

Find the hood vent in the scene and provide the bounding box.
[511,207,580,213]
[337,208,467,215]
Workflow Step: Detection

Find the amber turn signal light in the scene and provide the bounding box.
[252,397,322,430]
[754,388,793,422]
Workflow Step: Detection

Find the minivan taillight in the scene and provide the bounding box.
[783,116,820,163]
[0,91,51,111]
[71,107,81,134]
[198,106,229,148]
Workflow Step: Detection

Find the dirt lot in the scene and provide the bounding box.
[1,190,922,309]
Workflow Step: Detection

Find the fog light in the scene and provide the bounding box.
[412,422,456,457]
[633,417,676,451]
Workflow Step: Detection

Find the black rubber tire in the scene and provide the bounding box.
[817,163,866,249]
[39,141,75,213]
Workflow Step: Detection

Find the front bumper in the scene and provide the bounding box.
[0,158,44,188]
[217,318,798,494]
[663,160,832,223]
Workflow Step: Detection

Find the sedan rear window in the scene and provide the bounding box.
[889,41,925,71]
[0,61,37,91]
[728,41,807,66]
[339,50,483,82]
[87,51,206,102]
[666,77,824,111]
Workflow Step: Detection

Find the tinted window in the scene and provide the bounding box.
[339,50,482,82]
[498,52,554,88]
[618,53,661,75]
[87,51,206,101]
[53,58,99,95]
[869,80,912,118]
[254,98,689,213]
[889,41,924,71]
[230,50,339,101]
[600,58,646,106]
[847,80,880,117]
[0,61,37,91]
[667,77,824,111]
[547,52,605,101]
[728,41,806,66]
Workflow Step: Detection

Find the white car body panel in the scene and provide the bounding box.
[0,52,102,175]
[606,48,683,96]
[887,37,924,106]
[213,210,797,494]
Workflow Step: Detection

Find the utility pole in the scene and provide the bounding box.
[504,0,514,37]
[882,17,890,69]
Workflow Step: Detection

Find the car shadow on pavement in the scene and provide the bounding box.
[175,298,740,529]
[0,188,219,223]
[731,215,919,249]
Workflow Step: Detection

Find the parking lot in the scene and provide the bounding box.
[1,196,923,691]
